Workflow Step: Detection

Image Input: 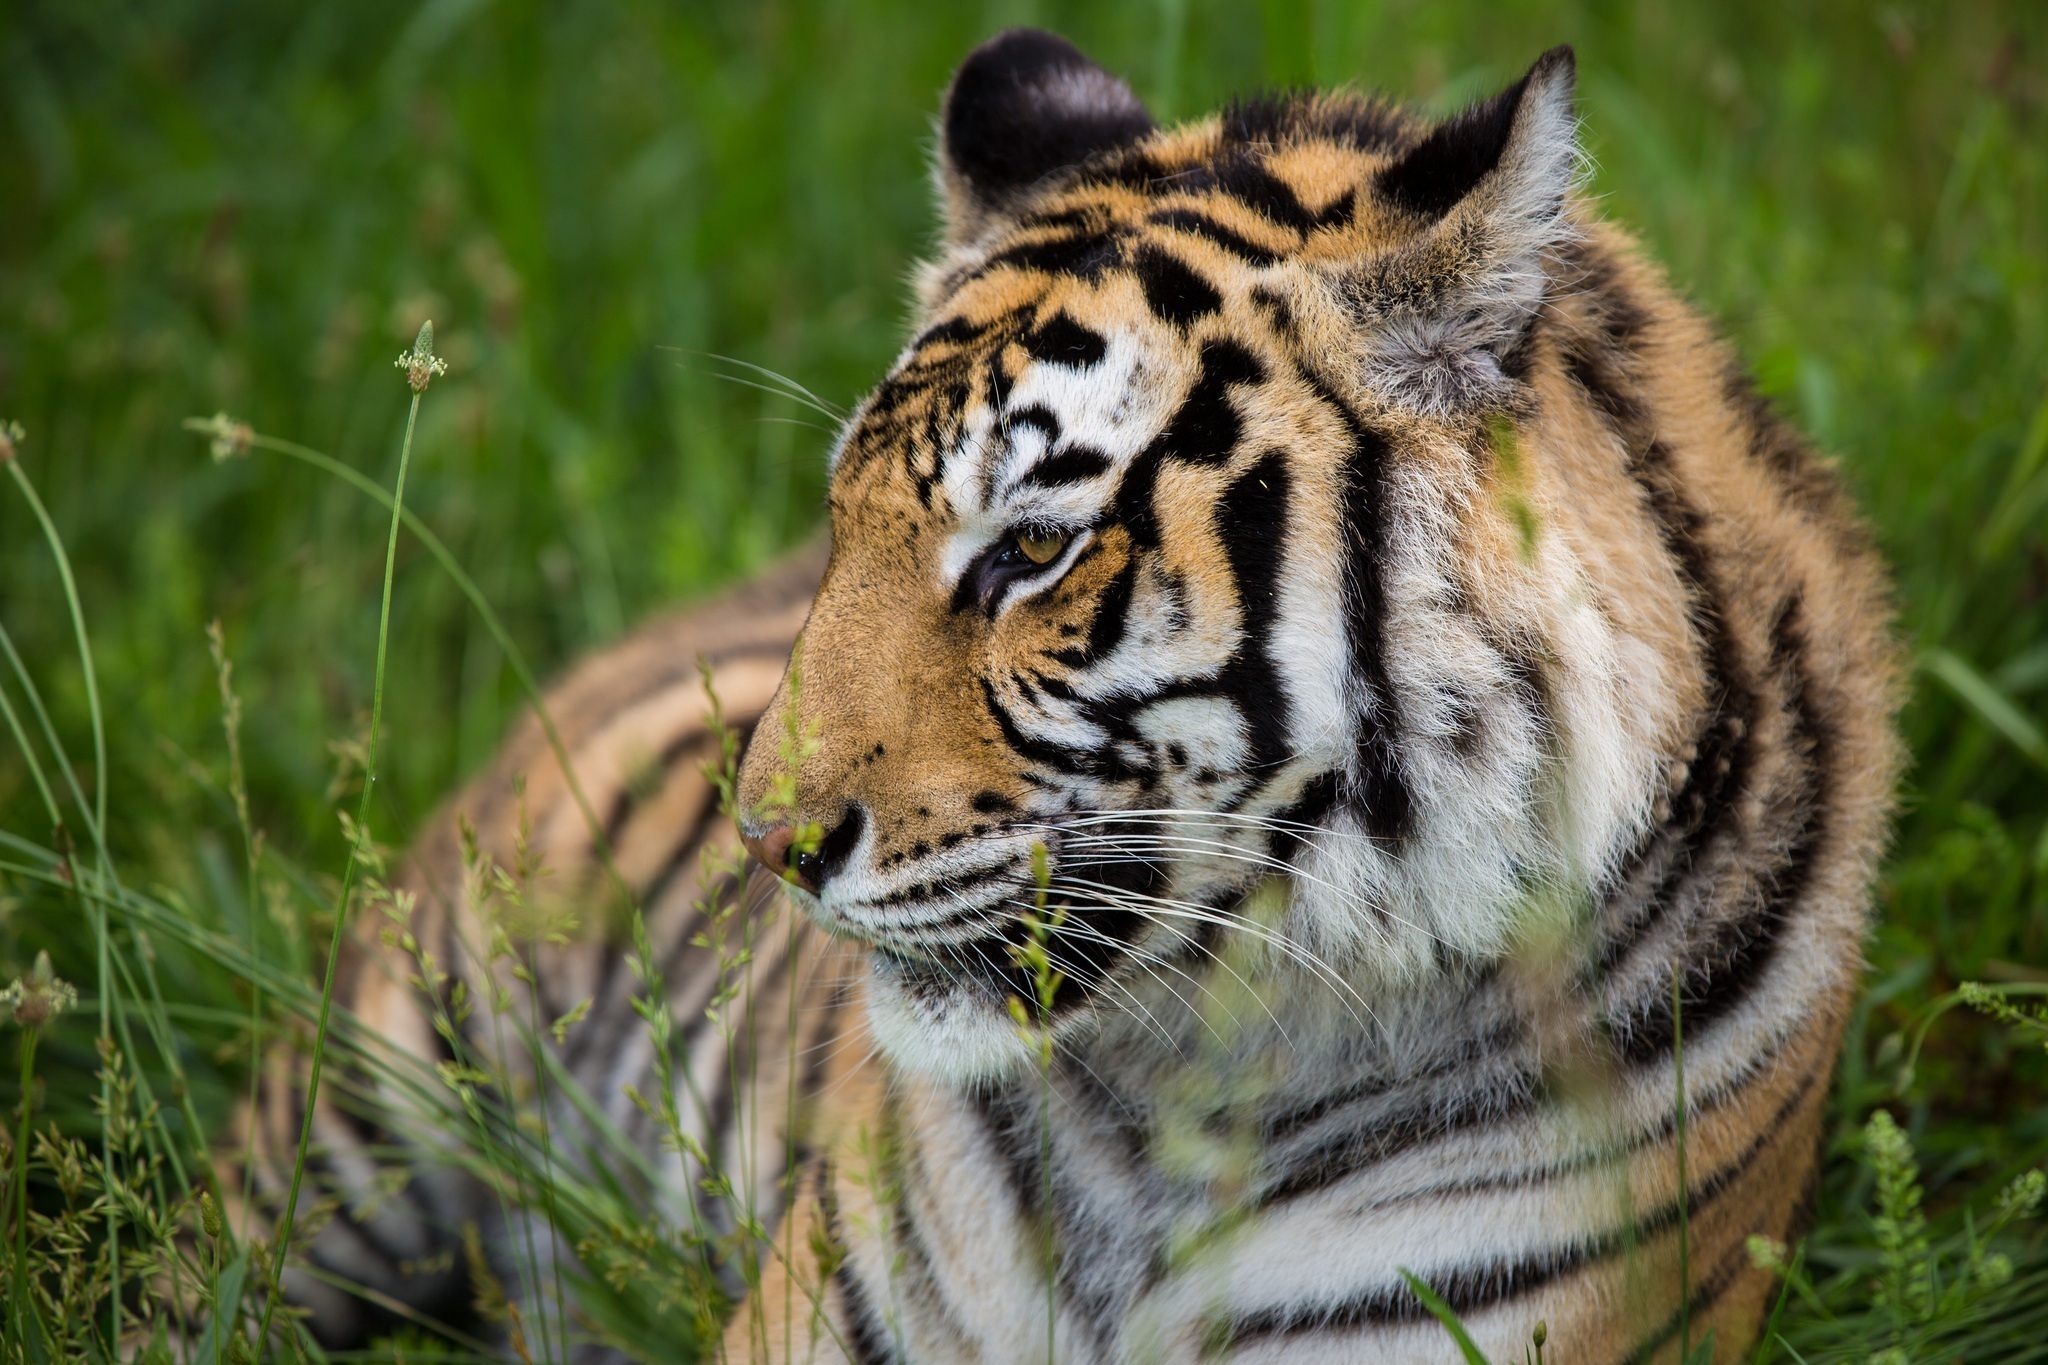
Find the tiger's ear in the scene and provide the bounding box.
[938,29,1153,244]
[1341,47,1582,417]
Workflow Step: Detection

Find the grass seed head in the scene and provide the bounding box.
[0,419,22,463]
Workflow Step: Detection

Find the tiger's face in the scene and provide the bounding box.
[737,33,1635,1078]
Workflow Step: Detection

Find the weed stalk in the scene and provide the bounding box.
[254,322,442,1356]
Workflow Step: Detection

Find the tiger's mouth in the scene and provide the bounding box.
[846,831,1176,1039]
[768,814,1200,1077]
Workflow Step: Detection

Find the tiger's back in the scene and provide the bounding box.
[241,543,841,1349]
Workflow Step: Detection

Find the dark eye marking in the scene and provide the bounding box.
[1049,553,1135,668]
[1022,312,1108,367]
[952,525,1085,615]
[1004,404,1061,441]
[1016,445,1112,490]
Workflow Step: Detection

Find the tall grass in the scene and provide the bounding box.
[2,0,2045,1360]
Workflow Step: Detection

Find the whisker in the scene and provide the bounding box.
[1005,909,1205,1058]
[1051,830,1453,953]
[1055,831,1374,913]
[659,347,849,419]
[1045,876,1374,1029]
[1027,904,1297,1052]
[1027,808,1385,843]
[749,416,840,435]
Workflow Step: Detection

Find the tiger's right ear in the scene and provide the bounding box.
[938,29,1153,245]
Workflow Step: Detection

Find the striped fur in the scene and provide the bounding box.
[253,30,1898,1365]
[236,546,842,1351]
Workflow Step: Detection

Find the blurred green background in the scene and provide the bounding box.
[1,0,2045,1353]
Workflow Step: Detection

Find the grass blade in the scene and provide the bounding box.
[1397,1267,1494,1365]
[1926,647,2048,771]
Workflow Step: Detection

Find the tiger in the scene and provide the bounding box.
[247,27,1899,1365]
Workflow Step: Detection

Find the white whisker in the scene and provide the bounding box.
[1044,876,1375,1029]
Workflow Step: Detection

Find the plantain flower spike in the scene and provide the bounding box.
[200,1189,223,1240]
[184,411,254,462]
[2,950,78,1029]
[396,320,448,393]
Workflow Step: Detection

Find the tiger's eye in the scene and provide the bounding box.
[1015,530,1068,565]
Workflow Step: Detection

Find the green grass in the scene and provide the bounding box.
[2,0,2045,1360]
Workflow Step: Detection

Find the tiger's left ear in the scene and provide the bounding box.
[937,29,1154,246]
[1340,47,1582,417]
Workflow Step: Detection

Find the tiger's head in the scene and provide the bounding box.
[737,31,1668,1079]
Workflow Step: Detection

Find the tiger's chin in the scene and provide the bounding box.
[863,949,1092,1084]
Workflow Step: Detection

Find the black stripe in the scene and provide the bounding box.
[1593,575,1752,972]
[1554,256,1765,992]
[980,675,1099,776]
[1334,1046,1825,1215]
[1016,204,1110,234]
[1004,403,1060,441]
[1583,408,1762,962]
[1266,769,1338,864]
[988,228,1123,279]
[574,862,708,1068]
[697,928,801,1184]
[1208,153,1352,235]
[1623,1237,1751,1365]
[1299,367,1412,841]
[1214,449,1295,792]
[880,854,1028,913]
[1221,92,1406,153]
[909,314,991,352]
[600,729,704,850]
[1146,208,1283,265]
[1021,311,1107,368]
[1259,1004,1515,1148]
[1049,553,1136,669]
[795,974,851,1108]
[1016,444,1111,490]
[1721,363,1859,530]
[1144,339,1263,466]
[1077,152,1165,193]
[1615,594,1832,1062]
[820,1163,896,1365]
[967,1080,1051,1270]
[1107,439,1163,551]
[1255,1043,1535,1206]
[1133,244,1223,324]
[1231,1088,1793,1343]
[1553,234,1652,347]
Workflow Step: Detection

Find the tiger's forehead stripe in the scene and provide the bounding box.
[836,159,1392,518]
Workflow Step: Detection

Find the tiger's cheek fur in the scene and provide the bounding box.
[749,522,999,869]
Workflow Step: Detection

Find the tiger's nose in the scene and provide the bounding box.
[741,823,821,893]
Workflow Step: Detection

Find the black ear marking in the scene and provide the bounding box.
[941,29,1153,225]
[1377,46,1576,219]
